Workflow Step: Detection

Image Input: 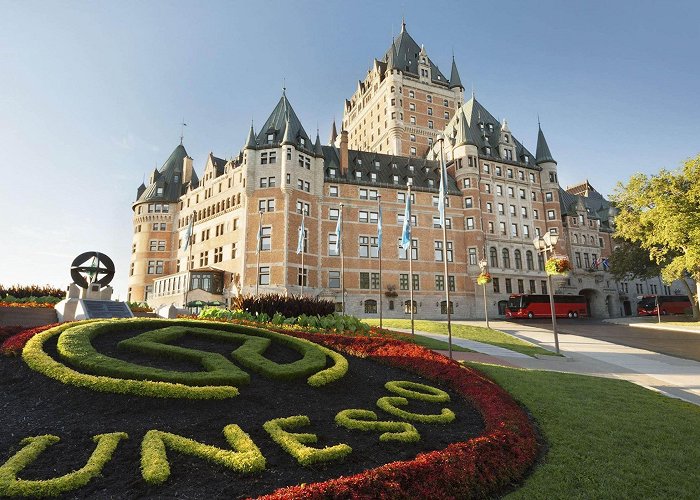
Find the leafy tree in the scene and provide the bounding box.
[611,155,700,319]
[609,239,662,282]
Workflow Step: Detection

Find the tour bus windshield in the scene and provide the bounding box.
[507,296,524,311]
[638,297,657,310]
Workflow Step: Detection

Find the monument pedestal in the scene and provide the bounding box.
[55,283,133,322]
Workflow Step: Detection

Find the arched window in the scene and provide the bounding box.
[502,248,511,269]
[514,250,522,270]
[404,300,417,314]
[364,299,377,314]
[573,234,579,244]
[526,251,534,270]
[440,301,454,314]
[537,253,545,271]
[490,247,498,268]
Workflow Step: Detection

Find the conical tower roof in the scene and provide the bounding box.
[245,123,257,149]
[135,143,189,204]
[314,131,323,156]
[536,125,557,165]
[329,120,338,145]
[455,107,475,146]
[256,91,311,148]
[449,57,464,90]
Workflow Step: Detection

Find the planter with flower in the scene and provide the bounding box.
[545,256,573,276]
[476,272,492,285]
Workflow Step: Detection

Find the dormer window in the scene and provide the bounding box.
[504,135,509,143]
[357,158,362,165]
[299,137,305,147]
[355,171,362,179]
[392,163,398,169]
[267,133,274,144]
[479,122,484,131]
[374,160,380,168]
[485,147,491,155]
[408,165,414,172]
[156,187,163,196]
[488,124,494,132]
[524,156,530,164]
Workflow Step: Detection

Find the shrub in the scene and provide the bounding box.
[263,415,351,466]
[230,294,335,318]
[0,432,127,497]
[376,396,456,424]
[0,284,65,300]
[335,409,420,443]
[384,380,451,403]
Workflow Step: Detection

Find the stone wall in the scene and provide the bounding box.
[0,307,58,328]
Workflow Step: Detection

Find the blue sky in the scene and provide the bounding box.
[1,0,698,298]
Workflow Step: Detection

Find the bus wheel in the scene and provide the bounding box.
[567,311,574,318]
[527,311,534,319]
[573,312,579,318]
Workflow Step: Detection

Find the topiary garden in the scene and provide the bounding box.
[0,312,539,498]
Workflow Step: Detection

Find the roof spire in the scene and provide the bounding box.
[536,121,557,165]
[314,129,323,156]
[282,77,286,96]
[180,119,187,145]
[329,119,338,145]
[245,121,257,149]
[401,16,406,32]
[449,56,464,90]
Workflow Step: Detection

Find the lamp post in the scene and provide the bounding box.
[533,233,561,354]
[479,258,490,329]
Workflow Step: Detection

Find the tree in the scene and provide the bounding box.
[608,239,662,282]
[611,154,700,319]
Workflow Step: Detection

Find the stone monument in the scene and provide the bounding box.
[55,251,134,321]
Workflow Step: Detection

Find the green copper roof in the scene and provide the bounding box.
[536,125,556,165]
[135,143,191,204]
[256,92,311,151]
[449,57,463,90]
[383,24,449,85]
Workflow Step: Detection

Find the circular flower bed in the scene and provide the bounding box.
[545,256,573,276]
[0,319,538,498]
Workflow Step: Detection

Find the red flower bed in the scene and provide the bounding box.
[0,323,61,355]
[257,331,539,499]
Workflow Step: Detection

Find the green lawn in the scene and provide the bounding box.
[364,319,555,357]
[468,362,700,499]
[401,334,472,353]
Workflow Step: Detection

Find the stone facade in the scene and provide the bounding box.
[127,22,691,320]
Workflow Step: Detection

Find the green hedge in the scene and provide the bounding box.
[141,425,265,485]
[376,396,456,424]
[384,380,451,403]
[231,293,335,318]
[0,432,127,497]
[335,409,420,443]
[263,415,351,466]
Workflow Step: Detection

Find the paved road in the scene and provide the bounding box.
[517,318,700,362]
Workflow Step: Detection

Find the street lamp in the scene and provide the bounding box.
[479,258,490,329]
[533,233,561,354]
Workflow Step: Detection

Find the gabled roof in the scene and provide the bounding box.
[536,125,556,165]
[444,97,537,166]
[382,24,449,85]
[135,144,189,204]
[255,92,311,151]
[559,182,617,232]
[321,146,460,195]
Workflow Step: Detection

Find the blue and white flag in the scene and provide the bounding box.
[183,217,194,251]
[400,193,412,250]
[601,258,610,271]
[256,216,262,254]
[333,207,342,254]
[296,214,305,255]
[438,161,447,227]
[377,203,383,249]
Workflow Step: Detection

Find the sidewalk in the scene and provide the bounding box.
[415,320,700,406]
[603,316,700,334]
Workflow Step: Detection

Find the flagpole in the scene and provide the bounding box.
[377,194,383,329]
[300,212,305,297]
[439,136,453,359]
[340,203,345,314]
[407,182,414,337]
[256,210,263,296]
[184,214,194,309]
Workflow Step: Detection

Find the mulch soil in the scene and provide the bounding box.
[0,327,485,499]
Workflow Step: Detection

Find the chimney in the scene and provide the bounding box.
[182,156,193,185]
[340,130,349,176]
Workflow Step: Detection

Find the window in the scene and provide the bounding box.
[495,166,502,176]
[490,247,498,268]
[517,279,524,293]
[464,197,473,208]
[492,278,500,293]
[297,267,307,286]
[511,223,518,237]
[547,210,556,220]
[410,147,416,156]
[509,205,516,216]
[507,187,514,197]
[502,249,511,268]
[496,185,503,196]
[426,94,432,102]
[412,274,420,290]
[329,185,339,197]
[360,272,380,289]
[463,178,471,188]
[521,207,528,218]
[538,253,545,270]
[427,107,433,116]
[545,192,553,202]
[514,250,522,269]
[359,236,379,258]
[444,111,449,119]
[399,274,409,290]
[258,266,270,285]
[410,117,416,125]
[260,152,268,165]
[488,222,494,233]
[409,103,415,111]
[296,201,309,215]
[468,248,477,265]
[328,234,339,256]
[260,226,271,251]
[533,209,539,220]
[329,271,340,288]
[434,241,453,262]
[486,202,493,213]
[499,222,506,234]
[483,164,490,174]
[404,300,417,314]
[498,203,505,215]
[410,133,416,142]
[428,120,433,129]
[526,250,534,270]
[409,90,415,98]
[399,238,418,260]
[364,299,378,314]
[505,278,512,294]
[448,275,456,292]
[259,199,275,212]
[519,188,526,200]
[435,275,445,291]
[231,242,238,259]
[466,217,475,230]
[531,192,537,201]
[523,225,530,238]
[443,99,449,106]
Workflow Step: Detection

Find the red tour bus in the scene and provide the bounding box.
[505,294,588,319]
[637,295,692,316]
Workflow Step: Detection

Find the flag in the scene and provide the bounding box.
[183,218,194,251]
[438,160,447,227]
[401,192,412,250]
[296,214,305,254]
[333,207,342,254]
[601,258,610,271]
[256,216,262,254]
[377,203,383,248]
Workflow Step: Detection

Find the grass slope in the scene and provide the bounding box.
[366,319,554,357]
[469,362,700,499]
